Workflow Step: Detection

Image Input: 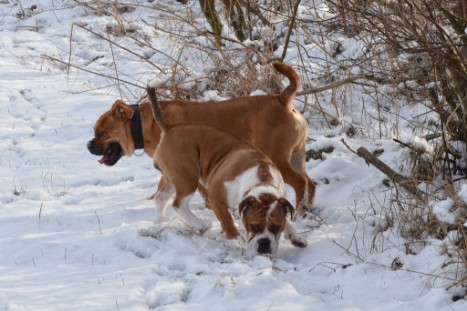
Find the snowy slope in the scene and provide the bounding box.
[0,1,465,310]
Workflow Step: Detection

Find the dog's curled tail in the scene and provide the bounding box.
[146,84,168,131]
[274,62,300,107]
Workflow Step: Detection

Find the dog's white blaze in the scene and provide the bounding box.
[265,203,277,220]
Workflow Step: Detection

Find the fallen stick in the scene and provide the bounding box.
[341,139,427,203]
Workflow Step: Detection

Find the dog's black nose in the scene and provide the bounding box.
[87,140,94,152]
[257,238,271,254]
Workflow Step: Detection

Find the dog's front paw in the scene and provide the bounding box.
[237,234,246,243]
[291,239,307,248]
[233,234,246,248]
[288,235,307,248]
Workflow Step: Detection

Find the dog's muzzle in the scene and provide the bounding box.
[87,139,123,166]
[257,238,272,254]
[87,139,104,155]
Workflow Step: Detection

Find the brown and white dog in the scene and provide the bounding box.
[147,86,307,254]
[87,63,314,216]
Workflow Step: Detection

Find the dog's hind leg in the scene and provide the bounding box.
[173,194,209,232]
[172,181,210,232]
[153,175,175,222]
[197,184,211,209]
[290,149,316,215]
[290,146,307,175]
[275,159,311,219]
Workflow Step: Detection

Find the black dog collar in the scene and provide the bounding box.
[130,105,144,150]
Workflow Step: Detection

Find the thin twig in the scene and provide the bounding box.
[67,23,74,80]
[340,138,357,154]
[281,0,301,61]
[109,33,123,98]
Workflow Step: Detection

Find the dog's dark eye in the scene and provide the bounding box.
[96,130,106,138]
[250,224,262,233]
[269,224,281,235]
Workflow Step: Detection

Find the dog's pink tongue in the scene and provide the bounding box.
[98,154,109,164]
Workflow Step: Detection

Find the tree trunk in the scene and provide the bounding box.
[199,0,223,47]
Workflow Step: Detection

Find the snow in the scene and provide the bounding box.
[0,1,465,310]
[433,199,456,225]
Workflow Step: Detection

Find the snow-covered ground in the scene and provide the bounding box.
[0,1,465,310]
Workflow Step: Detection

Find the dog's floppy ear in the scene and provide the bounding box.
[112,100,134,120]
[239,196,256,217]
[278,198,295,220]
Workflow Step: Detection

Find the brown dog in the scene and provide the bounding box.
[148,86,307,254]
[88,63,314,216]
